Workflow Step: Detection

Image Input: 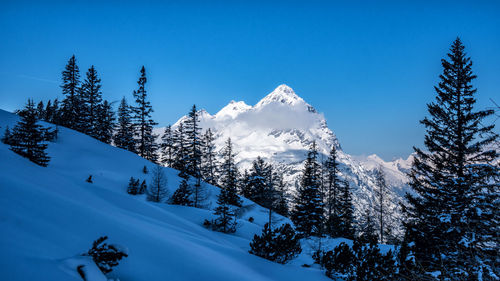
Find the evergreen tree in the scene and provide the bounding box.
[245,157,272,206]
[323,145,346,237]
[172,123,188,176]
[273,173,289,217]
[372,166,393,243]
[60,55,82,130]
[337,180,355,239]
[94,100,115,144]
[1,126,13,145]
[171,179,194,206]
[114,97,135,151]
[131,66,158,161]
[210,185,238,233]
[146,166,168,202]
[291,141,324,237]
[403,38,499,279]
[249,223,301,264]
[127,177,140,195]
[184,105,202,184]
[201,128,217,185]
[9,100,51,166]
[358,207,378,244]
[160,125,175,167]
[218,138,242,207]
[36,101,45,120]
[80,65,103,137]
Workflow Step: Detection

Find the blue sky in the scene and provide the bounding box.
[1,1,499,160]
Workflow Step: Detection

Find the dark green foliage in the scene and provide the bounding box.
[80,65,103,136]
[210,184,238,233]
[314,242,355,278]
[131,66,158,161]
[184,105,202,184]
[114,97,136,152]
[249,223,301,264]
[291,141,324,237]
[9,100,52,167]
[403,38,499,279]
[60,55,83,130]
[218,138,242,207]
[171,179,193,206]
[94,100,115,144]
[85,236,128,274]
[172,123,188,177]
[200,128,217,185]
[127,177,140,195]
[160,125,175,167]
[1,126,13,145]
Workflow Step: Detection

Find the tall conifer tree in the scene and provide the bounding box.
[60,55,82,130]
[114,97,135,151]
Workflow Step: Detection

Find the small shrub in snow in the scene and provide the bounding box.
[142,165,148,174]
[249,223,301,264]
[315,238,396,280]
[139,180,147,194]
[86,175,93,183]
[171,179,193,206]
[127,177,140,195]
[248,217,254,223]
[84,236,128,274]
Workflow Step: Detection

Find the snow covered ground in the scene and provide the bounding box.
[0,109,337,281]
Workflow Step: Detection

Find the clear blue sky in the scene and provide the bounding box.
[1,1,499,160]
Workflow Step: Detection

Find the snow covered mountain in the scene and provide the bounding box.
[161,84,412,231]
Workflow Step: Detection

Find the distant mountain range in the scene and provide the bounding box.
[157,84,414,232]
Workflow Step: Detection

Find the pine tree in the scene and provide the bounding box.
[114,97,135,152]
[94,100,115,144]
[131,66,158,161]
[273,173,289,217]
[146,165,168,202]
[171,179,193,206]
[249,223,301,264]
[160,125,175,167]
[1,126,13,145]
[323,145,346,237]
[36,101,45,120]
[210,185,238,233]
[291,141,324,237]
[127,177,140,195]
[218,138,242,207]
[9,100,51,166]
[201,128,217,185]
[172,123,188,176]
[372,166,393,243]
[184,105,202,184]
[245,157,273,206]
[60,55,82,130]
[403,38,499,279]
[80,65,103,137]
[357,207,378,244]
[337,180,355,239]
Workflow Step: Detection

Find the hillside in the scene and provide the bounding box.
[0,109,334,281]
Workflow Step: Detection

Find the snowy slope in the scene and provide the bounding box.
[159,84,411,233]
[0,109,331,281]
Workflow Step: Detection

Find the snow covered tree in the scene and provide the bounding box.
[80,65,103,137]
[244,156,272,206]
[201,128,217,185]
[249,223,301,264]
[60,55,83,130]
[94,100,115,144]
[9,100,51,167]
[114,97,135,151]
[171,178,193,206]
[291,141,324,237]
[218,138,242,207]
[160,125,175,167]
[131,66,158,162]
[147,165,168,202]
[84,236,128,274]
[273,173,289,217]
[403,38,499,280]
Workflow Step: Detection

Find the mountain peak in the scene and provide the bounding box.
[255,84,305,107]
